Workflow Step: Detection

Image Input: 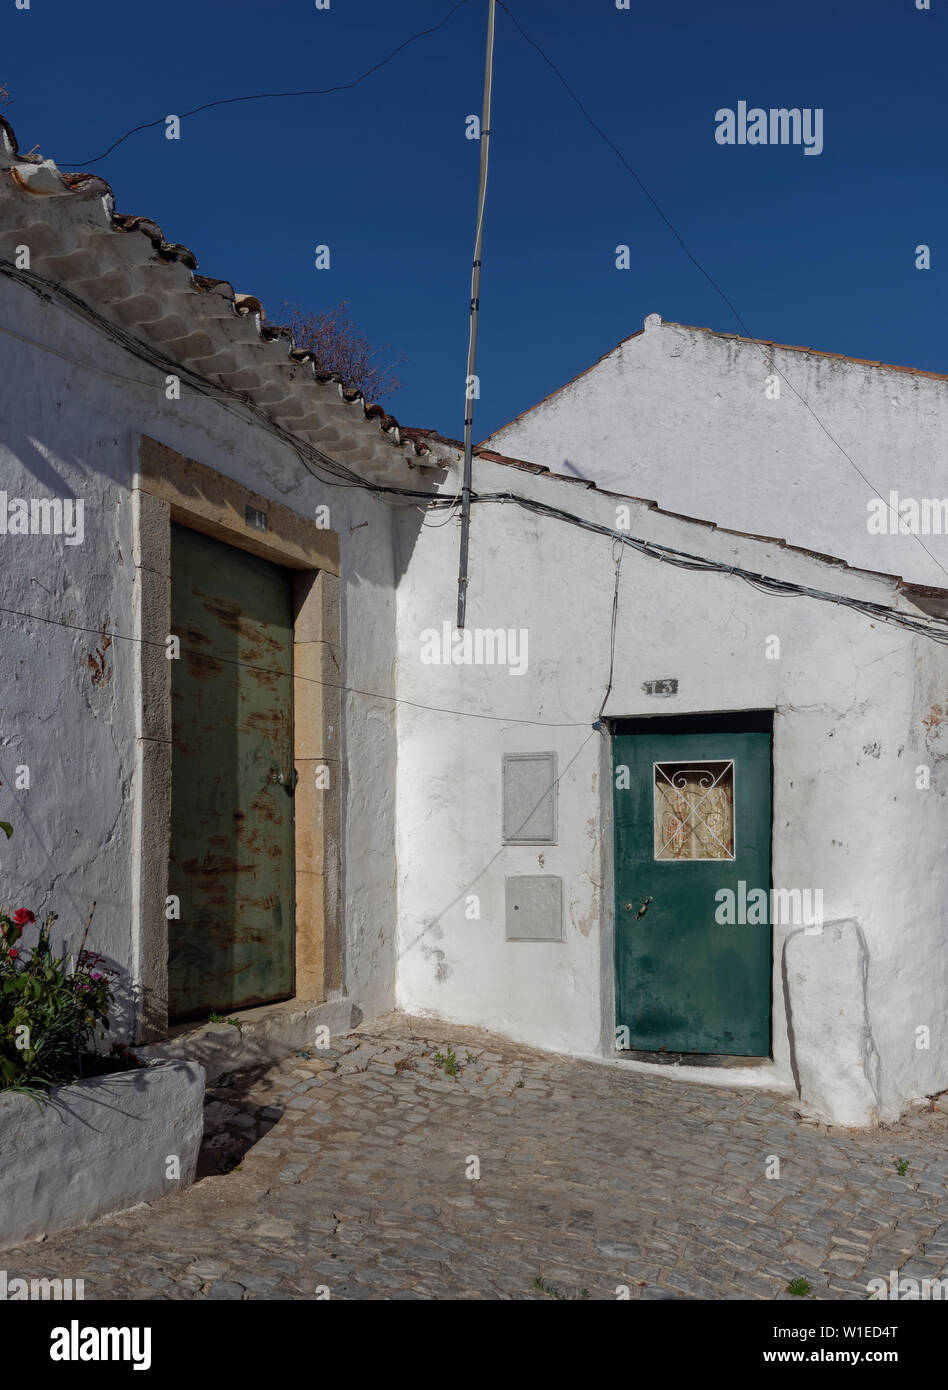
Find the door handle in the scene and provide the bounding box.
[267,765,299,797]
[623,897,653,918]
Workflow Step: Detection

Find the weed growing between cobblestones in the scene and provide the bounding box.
[433,1047,460,1078]
[895,1158,909,1176]
[4,1019,946,1301]
[533,1276,591,1300]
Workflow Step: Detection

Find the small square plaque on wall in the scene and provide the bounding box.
[505,875,563,941]
[502,752,557,844]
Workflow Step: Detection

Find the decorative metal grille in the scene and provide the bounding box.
[653,760,735,861]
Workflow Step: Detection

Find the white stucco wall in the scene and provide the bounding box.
[5,268,945,1128]
[0,274,401,1027]
[394,450,948,1125]
[483,314,948,590]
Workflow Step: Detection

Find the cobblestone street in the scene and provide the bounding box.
[5,1015,947,1301]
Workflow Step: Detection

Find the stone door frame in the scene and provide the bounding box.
[132,435,342,1042]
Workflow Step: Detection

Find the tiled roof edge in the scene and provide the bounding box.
[0,115,446,474]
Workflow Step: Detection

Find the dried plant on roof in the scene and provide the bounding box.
[284,300,404,404]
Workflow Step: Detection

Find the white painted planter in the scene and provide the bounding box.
[0,1060,204,1251]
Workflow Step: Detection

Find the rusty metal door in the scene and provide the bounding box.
[168,523,295,1021]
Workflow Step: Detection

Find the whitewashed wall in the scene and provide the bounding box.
[484,314,948,590]
[5,270,945,1127]
[394,450,948,1125]
[0,275,401,1027]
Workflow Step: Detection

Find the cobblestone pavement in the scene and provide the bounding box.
[5,1014,948,1300]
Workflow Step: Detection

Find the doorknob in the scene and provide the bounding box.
[623,897,653,917]
[267,765,299,796]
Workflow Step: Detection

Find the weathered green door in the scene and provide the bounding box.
[613,724,772,1056]
[168,523,295,1022]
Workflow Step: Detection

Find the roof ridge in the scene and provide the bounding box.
[483,312,948,445]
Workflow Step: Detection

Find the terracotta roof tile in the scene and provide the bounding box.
[0,115,450,482]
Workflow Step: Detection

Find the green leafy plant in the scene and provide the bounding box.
[533,1276,590,1300]
[0,908,116,1095]
[209,1013,243,1032]
[433,1046,460,1078]
[787,1277,812,1297]
[895,1157,909,1177]
[533,1276,566,1300]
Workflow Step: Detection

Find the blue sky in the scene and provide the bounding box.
[2,0,944,439]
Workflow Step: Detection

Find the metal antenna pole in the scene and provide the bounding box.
[456,0,496,631]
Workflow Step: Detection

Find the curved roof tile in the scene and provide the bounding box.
[0,115,450,485]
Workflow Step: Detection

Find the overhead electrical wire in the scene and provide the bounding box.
[495,0,948,586]
[7,2,942,593]
[598,540,625,720]
[469,489,948,645]
[60,0,476,167]
[14,0,940,586]
[0,601,591,730]
[3,256,947,650]
[0,260,431,497]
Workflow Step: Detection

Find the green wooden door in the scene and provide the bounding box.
[613,726,772,1056]
[168,523,295,1022]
